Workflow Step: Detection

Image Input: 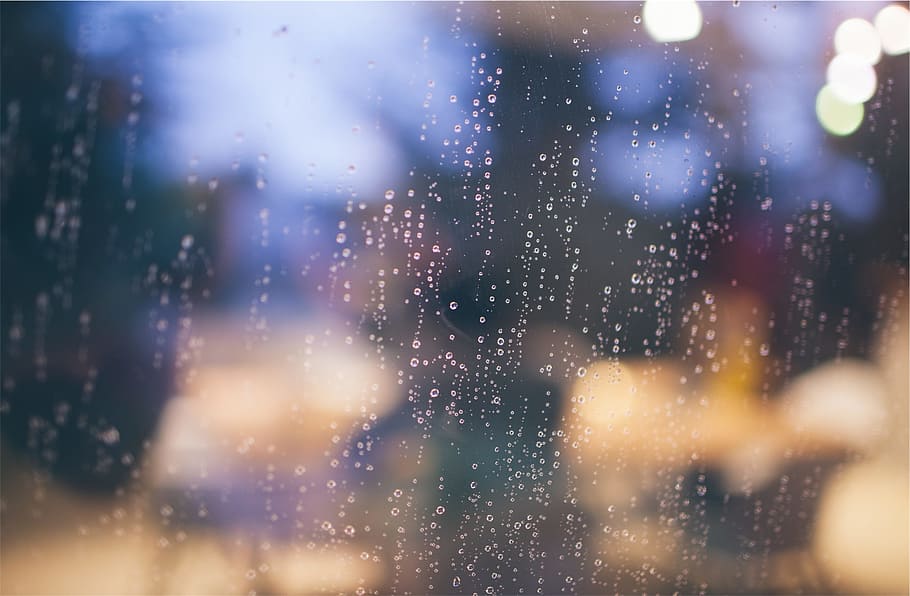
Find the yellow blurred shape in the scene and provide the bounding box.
[1,527,384,595]
[1,533,153,594]
[152,317,397,488]
[160,534,249,595]
[563,359,776,470]
[816,85,864,136]
[813,460,909,594]
[264,545,384,594]
[779,359,889,454]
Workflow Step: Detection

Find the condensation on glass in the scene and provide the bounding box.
[1,2,908,594]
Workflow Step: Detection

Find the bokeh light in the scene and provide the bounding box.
[875,4,910,56]
[642,0,703,43]
[834,18,882,65]
[826,53,878,105]
[815,84,864,136]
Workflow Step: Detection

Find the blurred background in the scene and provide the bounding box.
[1,2,907,594]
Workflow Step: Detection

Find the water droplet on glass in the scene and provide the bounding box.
[99,427,120,445]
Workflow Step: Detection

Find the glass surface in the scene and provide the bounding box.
[2,2,908,594]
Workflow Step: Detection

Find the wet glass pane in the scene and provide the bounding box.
[2,2,908,594]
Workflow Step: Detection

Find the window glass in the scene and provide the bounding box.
[2,2,908,594]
